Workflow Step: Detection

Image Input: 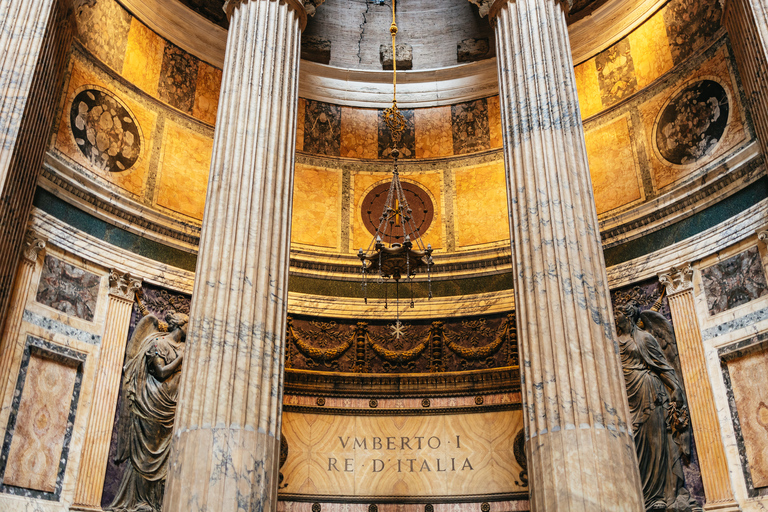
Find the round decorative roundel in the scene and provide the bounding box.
[361,181,434,245]
[655,79,729,166]
[70,88,141,172]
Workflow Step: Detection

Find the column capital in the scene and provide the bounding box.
[658,263,694,297]
[223,0,321,31]
[108,270,142,302]
[758,227,768,246]
[470,0,573,20]
[21,233,47,264]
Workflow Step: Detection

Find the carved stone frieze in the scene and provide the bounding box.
[21,233,46,264]
[108,270,142,302]
[659,263,695,296]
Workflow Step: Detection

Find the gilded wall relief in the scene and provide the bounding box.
[595,39,638,107]
[701,246,768,315]
[655,80,729,166]
[285,313,517,374]
[35,255,101,322]
[158,42,200,114]
[70,88,143,173]
[663,0,722,65]
[0,337,86,500]
[379,108,416,159]
[305,100,342,156]
[451,98,490,155]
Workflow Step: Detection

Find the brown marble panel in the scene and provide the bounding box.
[486,96,503,149]
[701,246,768,315]
[158,42,200,114]
[451,99,490,155]
[4,353,78,492]
[121,18,164,97]
[192,62,223,125]
[596,39,638,107]
[663,0,722,65]
[414,106,453,158]
[280,410,525,497]
[727,347,768,488]
[296,98,306,152]
[35,255,100,321]
[340,107,378,159]
[74,0,131,71]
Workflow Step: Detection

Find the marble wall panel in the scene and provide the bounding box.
[453,162,509,247]
[121,18,164,97]
[291,164,342,249]
[2,352,78,492]
[725,346,768,488]
[340,108,378,159]
[305,100,342,156]
[279,410,525,497]
[451,99,490,155]
[35,255,100,322]
[74,0,131,72]
[584,116,643,214]
[55,58,157,198]
[574,56,603,119]
[663,0,722,65]
[486,96,503,149]
[701,246,768,315]
[378,108,416,159]
[638,46,747,190]
[627,9,674,90]
[192,62,223,126]
[596,39,638,107]
[296,99,306,152]
[155,120,212,220]
[414,107,453,159]
[158,42,200,114]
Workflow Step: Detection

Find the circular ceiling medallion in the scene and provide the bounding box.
[70,88,142,173]
[656,79,729,166]
[361,181,434,245]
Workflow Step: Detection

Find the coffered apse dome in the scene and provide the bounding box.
[0,0,767,511]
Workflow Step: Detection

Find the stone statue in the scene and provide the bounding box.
[107,307,188,512]
[614,304,701,512]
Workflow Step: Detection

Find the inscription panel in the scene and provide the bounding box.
[280,409,525,499]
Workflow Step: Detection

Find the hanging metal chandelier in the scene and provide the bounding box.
[358,0,434,337]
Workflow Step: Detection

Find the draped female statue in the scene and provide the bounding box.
[614,304,701,512]
[106,309,188,512]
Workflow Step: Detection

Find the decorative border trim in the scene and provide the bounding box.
[278,492,529,505]
[22,310,102,345]
[718,331,768,498]
[0,336,87,501]
[282,403,522,416]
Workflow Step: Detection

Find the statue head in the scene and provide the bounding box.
[165,311,189,336]
[615,302,640,335]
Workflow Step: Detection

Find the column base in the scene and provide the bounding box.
[704,500,741,512]
[69,505,103,511]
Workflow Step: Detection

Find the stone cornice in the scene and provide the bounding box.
[658,263,695,297]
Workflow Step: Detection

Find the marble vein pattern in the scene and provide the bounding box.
[595,39,637,107]
[663,0,722,65]
[702,305,768,341]
[701,246,768,315]
[74,0,132,71]
[21,310,102,345]
[193,62,224,125]
[35,254,100,321]
[0,336,86,501]
[493,0,645,509]
[451,98,491,155]
[304,100,341,156]
[158,42,200,114]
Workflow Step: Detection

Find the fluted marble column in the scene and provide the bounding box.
[72,270,141,511]
[491,0,644,510]
[722,0,768,159]
[162,1,304,511]
[659,264,738,511]
[0,232,45,407]
[0,0,74,333]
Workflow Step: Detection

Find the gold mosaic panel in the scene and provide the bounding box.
[414,106,453,158]
[487,95,504,149]
[155,120,212,220]
[574,57,603,120]
[628,9,674,89]
[585,115,643,214]
[453,161,509,247]
[121,18,164,97]
[291,164,342,249]
[340,107,378,159]
[192,62,223,126]
[296,98,306,152]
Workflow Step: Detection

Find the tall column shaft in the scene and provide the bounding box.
[723,0,768,159]
[0,233,45,408]
[72,271,141,510]
[162,0,302,510]
[492,0,644,510]
[659,265,737,509]
[0,0,74,332]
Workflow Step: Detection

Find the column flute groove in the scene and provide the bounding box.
[491,0,643,509]
[162,0,303,510]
